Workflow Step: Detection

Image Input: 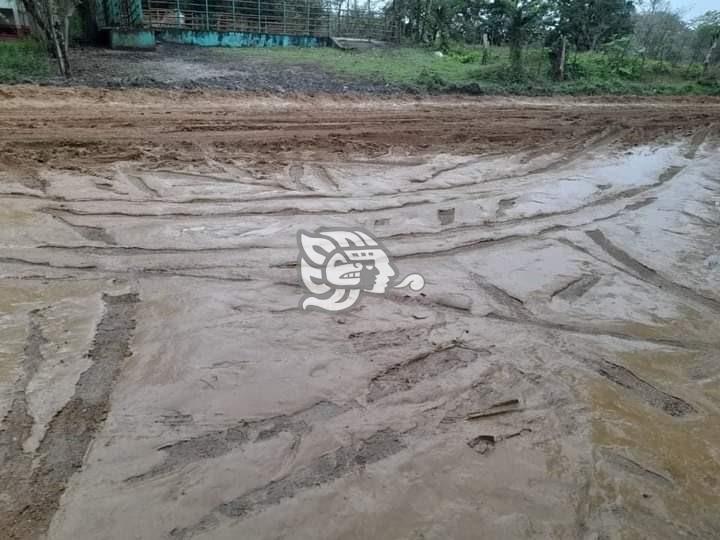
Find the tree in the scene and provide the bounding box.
[557,0,635,51]
[633,1,692,68]
[19,0,77,76]
[694,11,720,75]
[478,0,551,77]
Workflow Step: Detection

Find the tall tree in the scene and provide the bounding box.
[478,0,551,77]
[19,0,76,76]
[557,0,635,51]
[635,8,690,64]
[694,11,720,75]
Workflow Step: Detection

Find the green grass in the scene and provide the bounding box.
[218,46,485,86]
[0,39,50,82]
[216,44,720,96]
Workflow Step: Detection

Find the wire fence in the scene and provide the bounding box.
[141,0,396,39]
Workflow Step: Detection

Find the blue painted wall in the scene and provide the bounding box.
[157,29,326,48]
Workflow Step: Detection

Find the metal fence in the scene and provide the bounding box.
[142,0,396,39]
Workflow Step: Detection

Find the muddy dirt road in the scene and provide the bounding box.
[1,87,719,539]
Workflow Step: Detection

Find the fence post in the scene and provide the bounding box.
[205,0,209,29]
[283,0,286,34]
[175,0,180,26]
[257,0,261,32]
[232,0,236,31]
[306,0,309,35]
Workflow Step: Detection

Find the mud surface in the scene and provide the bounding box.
[0,88,719,539]
[32,45,400,93]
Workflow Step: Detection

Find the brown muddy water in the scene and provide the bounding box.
[0,88,719,539]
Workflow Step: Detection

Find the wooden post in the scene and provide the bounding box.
[257,0,261,32]
[306,0,310,35]
[231,0,236,30]
[481,32,489,65]
[204,0,209,29]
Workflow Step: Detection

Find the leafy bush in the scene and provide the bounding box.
[416,68,446,90]
[0,39,50,81]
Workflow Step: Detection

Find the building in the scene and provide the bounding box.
[96,0,393,49]
[0,0,30,38]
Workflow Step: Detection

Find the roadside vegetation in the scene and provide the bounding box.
[227,1,720,95]
[0,39,49,81]
[224,44,720,95]
[2,0,719,95]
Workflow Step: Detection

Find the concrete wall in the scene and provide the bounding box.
[110,29,156,49]
[0,0,25,31]
[156,29,326,48]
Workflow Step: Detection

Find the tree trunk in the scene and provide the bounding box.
[63,13,70,59]
[19,0,71,77]
[555,36,567,81]
[481,32,489,65]
[703,36,718,76]
[48,0,70,77]
[509,31,522,78]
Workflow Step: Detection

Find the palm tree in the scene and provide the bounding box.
[481,0,550,78]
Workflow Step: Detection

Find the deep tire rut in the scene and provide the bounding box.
[0,293,138,540]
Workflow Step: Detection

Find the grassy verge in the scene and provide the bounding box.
[0,39,50,82]
[216,45,720,96]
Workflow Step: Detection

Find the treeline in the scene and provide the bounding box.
[385,0,720,79]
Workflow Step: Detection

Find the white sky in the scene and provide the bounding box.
[668,0,717,20]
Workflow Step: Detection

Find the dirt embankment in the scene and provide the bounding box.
[1,86,718,170]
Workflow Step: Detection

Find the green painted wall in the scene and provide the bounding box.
[157,29,325,48]
[110,29,156,49]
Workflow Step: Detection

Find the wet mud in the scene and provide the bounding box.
[0,88,719,539]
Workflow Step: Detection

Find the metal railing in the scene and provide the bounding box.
[330,9,395,40]
[142,0,395,39]
[97,0,145,28]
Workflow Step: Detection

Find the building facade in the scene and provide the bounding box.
[0,0,30,37]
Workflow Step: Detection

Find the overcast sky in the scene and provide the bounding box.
[668,0,716,20]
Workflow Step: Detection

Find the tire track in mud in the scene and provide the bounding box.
[164,347,543,540]
[21,160,677,245]
[126,400,351,484]
[585,229,720,314]
[0,293,138,540]
[684,125,712,159]
[0,256,98,271]
[169,429,407,540]
[0,311,48,491]
[585,356,696,416]
[483,305,699,415]
[12,146,686,232]
[42,208,116,245]
[389,164,688,246]
[550,274,601,301]
[129,340,491,539]
[484,312,713,350]
[597,448,674,487]
[11,161,692,278]
[367,343,492,403]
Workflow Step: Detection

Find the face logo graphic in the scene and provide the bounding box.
[297,228,425,312]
